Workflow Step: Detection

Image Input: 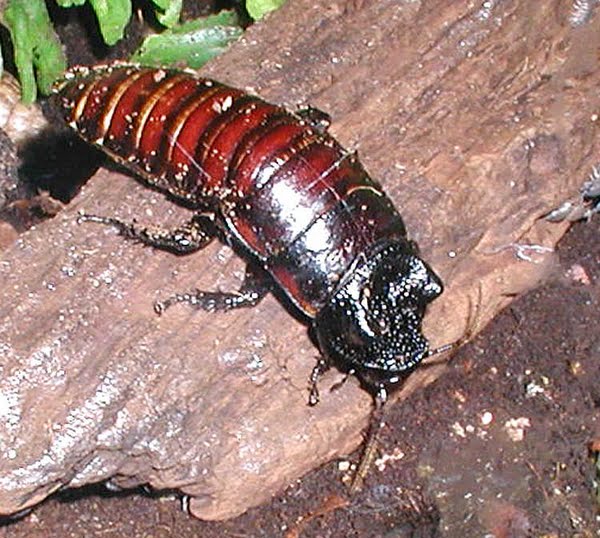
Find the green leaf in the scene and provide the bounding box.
[55,0,87,7]
[151,0,182,28]
[2,0,67,103]
[149,0,169,8]
[89,0,132,45]
[54,0,131,45]
[246,0,285,20]
[131,10,242,69]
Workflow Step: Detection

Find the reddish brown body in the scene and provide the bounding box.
[58,65,406,318]
[56,64,443,400]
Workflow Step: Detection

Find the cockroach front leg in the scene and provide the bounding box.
[308,357,331,406]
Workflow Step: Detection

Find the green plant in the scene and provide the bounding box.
[0,0,285,103]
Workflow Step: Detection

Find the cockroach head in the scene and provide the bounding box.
[313,240,443,395]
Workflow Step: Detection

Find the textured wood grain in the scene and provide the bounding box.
[0,0,598,520]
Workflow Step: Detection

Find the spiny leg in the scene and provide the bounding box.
[296,106,331,134]
[329,368,356,394]
[308,357,331,406]
[154,264,271,315]
[78,212,216,254]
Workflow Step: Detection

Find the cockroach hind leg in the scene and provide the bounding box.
[350,385,388,493]
[78,211,216,255]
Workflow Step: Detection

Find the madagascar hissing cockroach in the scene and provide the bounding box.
[54,63,449,485]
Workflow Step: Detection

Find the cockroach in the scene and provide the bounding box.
[54,63,452,488]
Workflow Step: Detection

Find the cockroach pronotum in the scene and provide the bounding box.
[54,63,453,489]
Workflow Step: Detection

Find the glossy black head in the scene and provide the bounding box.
[313,240,443,395]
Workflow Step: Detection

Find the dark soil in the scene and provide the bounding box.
[1,216,598,537]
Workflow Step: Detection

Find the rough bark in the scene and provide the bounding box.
[0,0,598,521]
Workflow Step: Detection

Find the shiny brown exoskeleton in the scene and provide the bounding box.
[54,64,444,410]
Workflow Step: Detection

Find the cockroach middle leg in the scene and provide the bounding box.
[154,264,271,315]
